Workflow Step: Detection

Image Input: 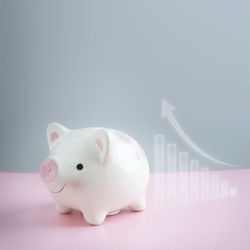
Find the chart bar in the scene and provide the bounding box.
[178,152,189,205]
[166,172,177,206]
[167,144,177,172]
[201,167,210,201]
[154,135,165,172]
[210,174,220,200]
[190,160,199,203]
[220,181,229,199]
[166,144,177,205]
[179,152,188,172]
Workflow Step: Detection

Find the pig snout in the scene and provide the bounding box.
[40,158,58,182]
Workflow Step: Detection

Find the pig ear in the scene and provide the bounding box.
[91,129,109,163]
[47,122,69,150]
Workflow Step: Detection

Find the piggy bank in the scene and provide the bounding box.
[40,123,150,225]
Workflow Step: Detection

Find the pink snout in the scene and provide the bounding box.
[40,158,58,182]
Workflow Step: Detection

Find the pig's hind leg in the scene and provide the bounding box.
[130,196,146,211]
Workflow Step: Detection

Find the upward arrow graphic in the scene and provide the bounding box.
[162,99,237,168]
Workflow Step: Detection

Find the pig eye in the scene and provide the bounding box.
[76,163,84,170]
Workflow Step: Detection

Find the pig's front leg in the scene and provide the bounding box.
[82,210,107,225]
[55,203,72,214]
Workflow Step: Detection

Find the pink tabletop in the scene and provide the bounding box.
[0,170,249,250]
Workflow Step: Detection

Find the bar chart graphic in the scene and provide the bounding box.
[152,99,238,207]
[153,134,237,207]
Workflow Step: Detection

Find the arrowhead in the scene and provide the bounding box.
[162,99,175,117]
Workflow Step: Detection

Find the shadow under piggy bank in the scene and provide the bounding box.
[34,203,136,227]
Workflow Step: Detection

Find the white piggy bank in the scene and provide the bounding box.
[40,123,150,225]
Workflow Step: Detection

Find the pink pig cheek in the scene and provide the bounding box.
[69,180,82,188]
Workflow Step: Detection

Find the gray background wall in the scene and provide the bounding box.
[0,0,249,172]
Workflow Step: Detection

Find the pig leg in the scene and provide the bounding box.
[82,210,107,225]
[55,203,72,214]
[130,196,146,211]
